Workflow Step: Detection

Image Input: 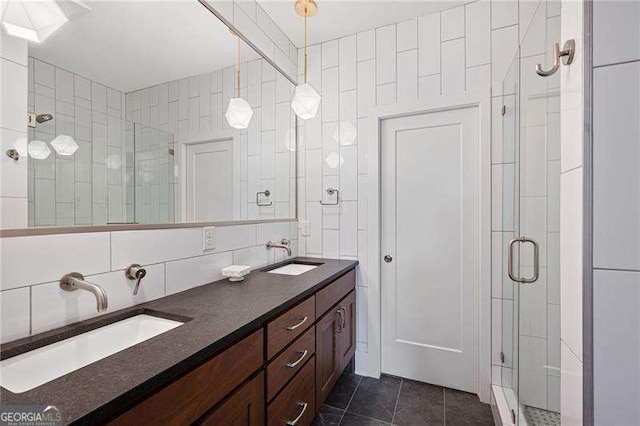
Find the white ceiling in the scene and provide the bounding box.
[257,0,467,47]
[30,1,259,93]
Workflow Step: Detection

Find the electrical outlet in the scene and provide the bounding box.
[203,226,216,251]
[299,220,311,237]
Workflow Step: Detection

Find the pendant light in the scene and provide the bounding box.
[225,34,253,129]
[0,0,90,43]
[291,0,321,120]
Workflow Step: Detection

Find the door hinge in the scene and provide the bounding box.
[501,105,506,116]
[511,409,516,424]
[500,351,505,363]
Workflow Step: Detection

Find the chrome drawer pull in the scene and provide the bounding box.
[286,402,308,426]
[285,316,308,331]
[336,308,344,334]
[286,350,308,368]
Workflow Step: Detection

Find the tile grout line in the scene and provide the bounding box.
[338,374,362,425]
[391,378,403,424]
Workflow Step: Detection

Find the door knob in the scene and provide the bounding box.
[384,255,393,263]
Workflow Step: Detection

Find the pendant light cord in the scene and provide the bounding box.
[237,35,241,98]
[304,10,308,84]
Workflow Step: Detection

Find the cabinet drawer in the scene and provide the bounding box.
[198,372,264,426]
[267,325,315,401]
[267,296,315,359]
[109,330,263,425]
[267,355,315,426]
[315,269,356,318]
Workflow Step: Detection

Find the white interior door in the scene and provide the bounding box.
[186,139,233,222]
[381,105,480,393]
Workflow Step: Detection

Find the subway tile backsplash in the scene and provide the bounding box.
[0,221,298,343]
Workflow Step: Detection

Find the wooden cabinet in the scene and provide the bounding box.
[315,290,356,408]
[267,326,315,401]
[267,296,315,359]
[267,356,315,426]
[316,270,356,319]
[198,372,264,426]
[109,330,263,426]
[337,291,356,372]
[315,306,341,407]
[110,267,356,426]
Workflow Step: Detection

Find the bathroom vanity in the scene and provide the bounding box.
[0,258,357,425]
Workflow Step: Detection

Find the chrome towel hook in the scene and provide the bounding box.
[536,39,575,77]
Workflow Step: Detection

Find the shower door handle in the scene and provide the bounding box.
[508,237,539,283]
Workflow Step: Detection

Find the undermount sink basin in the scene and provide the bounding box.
[0,314,183,393]
[267,263,319,276]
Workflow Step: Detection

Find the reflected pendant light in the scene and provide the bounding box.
[27,140,51,160]
[291,0,321,120]
[50,134,78,155]
[225,34,253,129]
[0,0,91,43]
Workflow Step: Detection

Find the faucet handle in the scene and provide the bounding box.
[125,264,147,295]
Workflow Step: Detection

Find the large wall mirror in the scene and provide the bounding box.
[19,0,297,230]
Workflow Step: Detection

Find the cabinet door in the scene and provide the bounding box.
[199,372,264,426]
[315,308,341,408]
[337,291,356,371]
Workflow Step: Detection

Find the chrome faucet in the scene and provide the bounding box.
[60,272,108,312]
[266,238,292,256]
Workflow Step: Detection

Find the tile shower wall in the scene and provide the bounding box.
[0,221,298,343]
[292,0,534,375]
[124,57,296,222]
[0,33,28,228]
[559,0,583,424]
[27,58,129,227]
[592,1,640,424]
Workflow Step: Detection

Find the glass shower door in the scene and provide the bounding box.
[499,1,561,424]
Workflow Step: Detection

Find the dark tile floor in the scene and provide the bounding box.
[312,372,494,426]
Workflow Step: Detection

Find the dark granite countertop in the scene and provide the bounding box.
[0,257,358,425]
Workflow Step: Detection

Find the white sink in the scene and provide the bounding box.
[0,314,183,393]
[268,263,318,276]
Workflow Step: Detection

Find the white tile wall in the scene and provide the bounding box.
[0,221,297,343]
[592,0,640,422]
[561,341,583,425]
[0,33,28,228]
[593,270,640,425]
[27,58,129,227]
[593,61,640,271]
[1,233,111,291]
[560,0,584,422]
[294,1,523,377]
[126,55,296,223]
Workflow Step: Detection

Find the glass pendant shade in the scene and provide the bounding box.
[291,83,321,120]
[225,97,253,129]
[50,134,78,156]
[0,0,90,43]
[27,140,51,159]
